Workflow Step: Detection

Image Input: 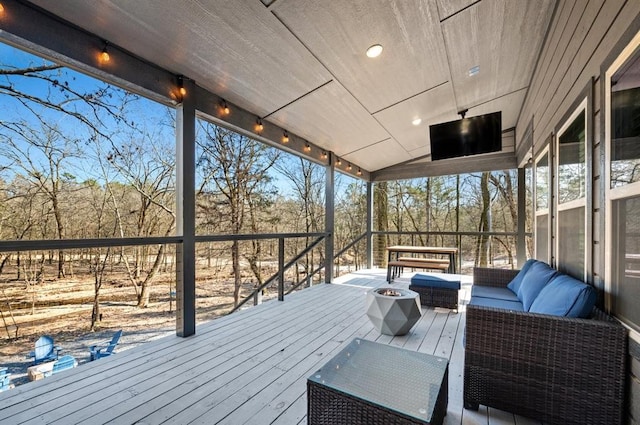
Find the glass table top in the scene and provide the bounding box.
[308,338,448,422]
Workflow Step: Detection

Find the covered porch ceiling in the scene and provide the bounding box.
[21,0,556,180]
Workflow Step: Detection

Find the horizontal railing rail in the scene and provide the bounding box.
[0,232,327,253]
[0,236,183,252]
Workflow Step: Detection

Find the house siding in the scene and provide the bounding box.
[517,1,640,423]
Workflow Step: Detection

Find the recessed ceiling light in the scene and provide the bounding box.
[366,44,383,58]
[412,118,422,126]
[468,65,480,77]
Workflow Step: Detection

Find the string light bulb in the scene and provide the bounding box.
[100,41,110,63]
[347,163,352,171]
[256,118,263,132]
[304,143,311,152]
[336,158,342,166]
[177,76,186,97]
[357,168,362,176]
[282,131,289,143]
[221,100,230,115]
[321,151,328,159]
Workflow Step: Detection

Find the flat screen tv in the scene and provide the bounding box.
[429,111,502,160]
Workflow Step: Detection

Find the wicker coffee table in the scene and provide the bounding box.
[307,338,448,425]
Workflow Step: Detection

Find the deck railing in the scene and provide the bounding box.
[0,229,531,323]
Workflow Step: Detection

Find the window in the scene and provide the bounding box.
[606,31,640,334]
[555,103,587,280]
[535,150,550,262]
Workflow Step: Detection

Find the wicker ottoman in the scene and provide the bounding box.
[409,273,460,311]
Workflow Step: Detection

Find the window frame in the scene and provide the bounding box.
[534,146,551,263]
[554,100,588,281]
[604,30,640,341]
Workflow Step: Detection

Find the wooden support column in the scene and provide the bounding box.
[176,79,196,337]
[325,155,335,283]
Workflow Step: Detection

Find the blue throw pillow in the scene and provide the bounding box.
[507,259,538,294]
[517,261,558,310]
[529,274,597,318]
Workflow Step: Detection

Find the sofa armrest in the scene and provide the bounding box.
[464,305,627,424]
[473,267,519,288]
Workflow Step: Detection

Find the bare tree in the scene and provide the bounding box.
[197,124,278,307]
[334,178,367,273]
[0,124,81,277]
[476,172,491,267]
[490,170,518,265]
[274,157,325,285]
[0,56,134,280]
[105,124,176,308]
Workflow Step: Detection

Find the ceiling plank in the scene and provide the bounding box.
[442,0,555,111]
[342,138,413,171]
[267,81,390,160]
[273,0,449,114]
[374,82,458,154]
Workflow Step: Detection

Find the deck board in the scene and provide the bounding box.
[0,269,543,425]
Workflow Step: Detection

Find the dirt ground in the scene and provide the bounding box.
[0,260,293,388]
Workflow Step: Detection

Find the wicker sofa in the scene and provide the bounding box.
[464,264,628,425]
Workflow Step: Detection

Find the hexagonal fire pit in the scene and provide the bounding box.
[365,287,422,336]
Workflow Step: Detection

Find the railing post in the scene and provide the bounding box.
[253,288,262,306]
[278,237,285,301]
[458,234,462,273]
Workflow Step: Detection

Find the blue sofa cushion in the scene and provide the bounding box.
[410,273,461,290]
[471,285,519,301]
[529,274,596,318]
[507,259,538,294]
[517,261,558,310]
[469,296,524,311]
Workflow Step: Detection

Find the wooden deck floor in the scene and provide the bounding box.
[0,269,543,425]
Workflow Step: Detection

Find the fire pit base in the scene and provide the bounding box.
[365,287,422,336]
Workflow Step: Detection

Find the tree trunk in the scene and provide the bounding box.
[490,171,518,265]
[477,172,491,267]
[51,181,66,278]
[232,240,242,307]
[137,244,166,307]
[91,248,110,330]
[16,253,21,281]
[374,182,389,267]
